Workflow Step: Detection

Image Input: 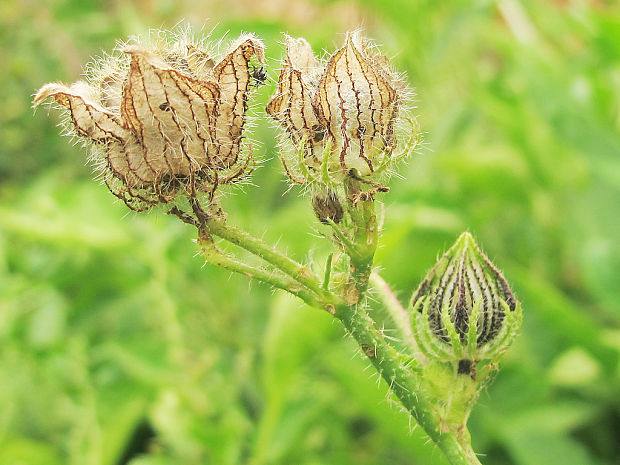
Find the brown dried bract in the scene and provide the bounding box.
[34,33,264,211]
[267,31,407,184]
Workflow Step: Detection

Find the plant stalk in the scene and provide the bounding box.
[369,272,423,361]
[198,232,321,307]
[192,210,482,465]
[206,218,325,298]
[335,303,482,465]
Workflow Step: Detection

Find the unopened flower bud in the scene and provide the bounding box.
[33,29,264,211]
[409,232,522,373]
[312,190,344,224]
[267,31,417,187]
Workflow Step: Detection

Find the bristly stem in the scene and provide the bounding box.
[183,201,482,465]
[206,218,326,298]
[197,231,321,308]
[370,272,423,360]
[341,175,379,303]
[334,302,482,465]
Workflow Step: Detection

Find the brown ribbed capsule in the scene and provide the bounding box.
[34,31,264,211]
[267,31,412,186]
[266,36,322,146]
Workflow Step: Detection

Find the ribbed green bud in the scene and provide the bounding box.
[409,232,522,375]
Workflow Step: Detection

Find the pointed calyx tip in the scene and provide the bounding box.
[409,231,522,366]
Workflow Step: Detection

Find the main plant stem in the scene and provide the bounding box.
[335,185,481,465]
[342,176,379,303]
[186,198,482,465]
[335,303,482,465]
[369,272,422,359]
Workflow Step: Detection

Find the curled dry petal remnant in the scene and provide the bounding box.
[409,232,523,370]
[34,31,265,211]
[312,189,344,224]
[267,31,416,186]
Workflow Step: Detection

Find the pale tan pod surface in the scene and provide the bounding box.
[266,36,322,147]
[122,47,180,181]
[166,68,220,168]
[34,83,127,142]
[107,140,133,184]
[348,35,397,145]
[314,33,398,174]
[212,37,264,168]
[122,46,221,180]
[360,41,400,151]
[34,31,264,210]
[119,137,152,188]
[33,83,151,187]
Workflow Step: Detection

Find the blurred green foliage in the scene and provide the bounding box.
[1,0,620,464]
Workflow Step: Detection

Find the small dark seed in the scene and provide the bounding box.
[312,125,326,142]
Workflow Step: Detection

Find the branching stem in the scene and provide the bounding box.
[197,232,321,308]
[370,272,423,361]
[176,197,482,465]
[334,302,482,465]
[206,218,325,298]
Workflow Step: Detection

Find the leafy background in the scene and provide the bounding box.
[1,0,620,464]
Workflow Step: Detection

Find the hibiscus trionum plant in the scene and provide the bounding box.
[34,27,522,465]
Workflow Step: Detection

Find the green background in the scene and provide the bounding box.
[1,0,619,464]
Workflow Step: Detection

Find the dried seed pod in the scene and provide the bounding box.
[34,30,264,211]
[266,36,323,154]
[267,31,417,187]
[409,232,522,372]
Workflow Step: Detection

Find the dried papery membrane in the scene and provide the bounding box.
[34,30,264,211]
[267,31,415,187]
[266,36,323,155]
[314,33,398,173]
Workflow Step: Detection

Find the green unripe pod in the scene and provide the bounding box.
[409,232,522,376]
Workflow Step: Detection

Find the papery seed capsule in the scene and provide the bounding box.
[409,232,522,370]
[33,29,264,211]
[267,31,417,188]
